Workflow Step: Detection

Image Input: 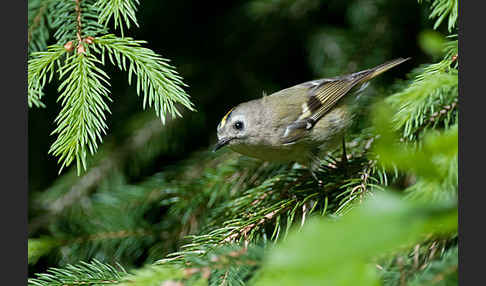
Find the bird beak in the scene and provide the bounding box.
[213,138,232,152]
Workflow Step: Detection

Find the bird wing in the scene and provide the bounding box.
[281,57,410,144]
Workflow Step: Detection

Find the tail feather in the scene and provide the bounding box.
[360,57,411,82]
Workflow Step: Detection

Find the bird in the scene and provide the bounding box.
[214,58,409,175]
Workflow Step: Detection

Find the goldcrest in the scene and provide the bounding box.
[214,58,409,171]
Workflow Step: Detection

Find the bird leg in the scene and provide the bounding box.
[308,151,324,186]
[340,136,348,177]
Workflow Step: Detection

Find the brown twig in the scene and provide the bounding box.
[413,244,421,269]
[75,0,82,42]
[397,256,406,286]
[222,207,287,243]
[411,98,458,139]
[70,228,155,244]
[28,3,48,44]
[75,0,86,53]
[178,248,257,283]
[451,54,458,63]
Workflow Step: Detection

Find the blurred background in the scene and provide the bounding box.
[29,0,444,192]
[28,0,452,278]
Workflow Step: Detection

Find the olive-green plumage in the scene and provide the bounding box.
[215,58,409,169]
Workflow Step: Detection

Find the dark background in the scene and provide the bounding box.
[29,0,435,196]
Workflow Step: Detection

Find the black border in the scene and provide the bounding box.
[4,0,28,284]
[459,0,483,285]
[13,0,478,284]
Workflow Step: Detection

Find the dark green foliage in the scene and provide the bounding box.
[28,0,194,174]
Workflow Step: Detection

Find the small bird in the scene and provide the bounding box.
[214,58,409,173]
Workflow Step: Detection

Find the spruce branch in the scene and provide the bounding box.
[28,45,66,108]
[174,246,262,286]
[28,259,127,286]
[386,37,458,141]
[334,164,384,215]
[419,0,458,32]
[96,0,140,37]
[386,70,458,141]
[416,37,458,82]
[93,35,195,122]
[410,98,457,140]
[373,101,458,203]
[48,52,112,174]
[379,239,457,285]
[117,264,196,286]
[50,0,107,46]
[28,1,194,174]
[160,150,389,265]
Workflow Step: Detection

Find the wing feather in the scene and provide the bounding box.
[281,57,410,144]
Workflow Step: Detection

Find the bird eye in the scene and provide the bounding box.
[233,121,244,130]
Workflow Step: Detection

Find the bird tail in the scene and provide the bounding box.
[359,57,411,83]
